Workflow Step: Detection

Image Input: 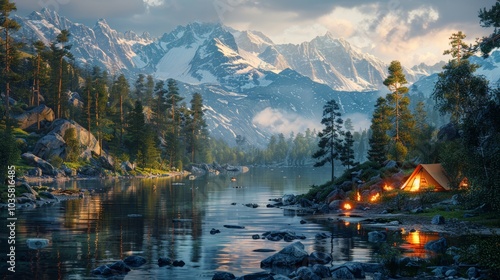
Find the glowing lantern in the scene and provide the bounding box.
[356,192,361,202]
[370,193,380,202]
[383,184,394,191]
[344,203,352,210]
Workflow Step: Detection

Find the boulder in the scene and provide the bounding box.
[123,255,147,267]
[33,119,100,160]
[108,260,131,273]
[467,267,479,278]
[17,183,38,196]
[282,194,296,206]
[330,266,355,279]
[13,105,54,130]
[328,199,342,210]
[27,167,43,176]
[21,153,57,176]
[326,188,345,203]
[213,271,236,280]
[308,252,332,265]
[158,257,173,267]
[295,266,321,280]
[235,271,274,280]
[96,154,115,170]
[312,264,331,278]
[260,241,309,269]
[91,265,113,276]
[121,161,135,172]
[431,215,445,225]
[368,231,387,243]
[424,237,447,253]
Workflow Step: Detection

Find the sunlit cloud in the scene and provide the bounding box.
[252,107,320,135]
[144,0,165,7]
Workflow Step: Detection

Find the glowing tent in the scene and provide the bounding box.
[400,164,467,192]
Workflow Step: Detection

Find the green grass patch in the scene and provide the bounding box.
[12,128,29,138]
[63,161,88,170]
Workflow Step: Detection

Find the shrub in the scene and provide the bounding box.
[49,155,63,169]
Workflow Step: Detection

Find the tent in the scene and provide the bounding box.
[400,163,467,192]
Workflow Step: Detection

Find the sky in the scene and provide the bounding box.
[12,0,498,67]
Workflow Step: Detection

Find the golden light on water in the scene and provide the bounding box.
[409,230,421,245]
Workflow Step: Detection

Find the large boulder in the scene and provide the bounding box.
[260,241,309,269]
[425,237,447,253]
[21,153,57,176]
[33,119,100,160]
[13,105,54,129]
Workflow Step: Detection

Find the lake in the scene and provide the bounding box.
[0,167,438,279]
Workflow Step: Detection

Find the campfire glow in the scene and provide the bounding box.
[383,184,394,191]
[370,193,380,202]
[343,203,352,210]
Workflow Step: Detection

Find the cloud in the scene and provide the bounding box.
[252,107,320,135]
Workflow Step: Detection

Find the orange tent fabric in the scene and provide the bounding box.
[401,164,457,191]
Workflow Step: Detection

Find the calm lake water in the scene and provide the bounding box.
[0,167,439,280]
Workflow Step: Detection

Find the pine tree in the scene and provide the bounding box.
[340,131,358,170]
[368,97,391,164]
[63,127,80,162]
[384,60,413,161]
[443,31,473,62]
[134,74,146,103]
[145,74,154,107]
[312,99,344,182]
[152,80,167,132]
[185,92,209,163]
[32,40,49,130]
[477,1,500,57]
[51,29,72,119]
[109,74,130,149]
[433,60,489,124]
[0,0,20,127]
[138,124,160,169]
[164,79,184,169]
[0,127,19,182]
[126,101,146,162]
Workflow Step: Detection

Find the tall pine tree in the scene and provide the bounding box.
[0,0,20,127]
[368,97,391,164]
[312,99,344,182]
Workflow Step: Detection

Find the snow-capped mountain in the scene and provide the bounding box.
[14,8,153,75]
[409,51,500,98]
[19,9,486,146]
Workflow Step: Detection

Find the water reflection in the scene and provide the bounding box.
[0,167,442,279]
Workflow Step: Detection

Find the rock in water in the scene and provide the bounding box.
[260,241,309,269]
[123,255,147,267]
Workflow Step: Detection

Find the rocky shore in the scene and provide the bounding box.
[4,173,497,279]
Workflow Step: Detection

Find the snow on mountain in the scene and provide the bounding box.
[13,9,430,146]
[256,33,389,91]
[411,61,446,77]
[14,8,152,74]
[409,50,500,98]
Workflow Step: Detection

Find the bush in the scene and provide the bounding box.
[49,155,63,169]
[458,233,500,275]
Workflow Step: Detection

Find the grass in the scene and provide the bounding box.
[63,161,88,170]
